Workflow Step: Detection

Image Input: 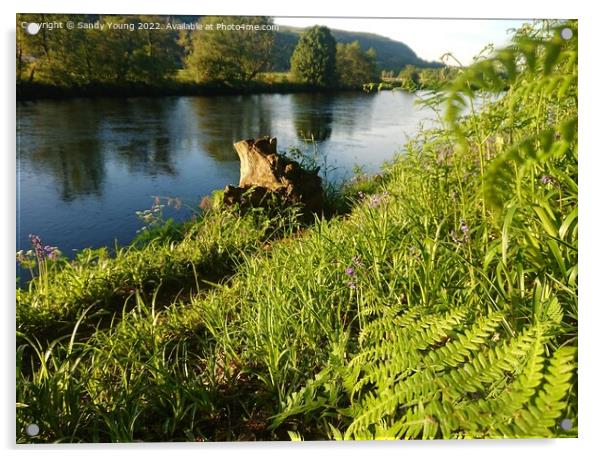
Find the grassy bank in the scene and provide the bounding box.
[16,78,329,101]
[16,22,577,442]
[16,72,450,100]
[16,71,380,101]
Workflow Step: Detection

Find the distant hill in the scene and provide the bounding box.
[273,25,442,73]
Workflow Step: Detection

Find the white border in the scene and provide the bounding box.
[3,1,600,457]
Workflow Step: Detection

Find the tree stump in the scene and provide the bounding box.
[223,137,324,216]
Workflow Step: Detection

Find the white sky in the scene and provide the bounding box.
[274,18,531,65]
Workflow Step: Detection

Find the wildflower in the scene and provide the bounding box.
[367,191,390,208]
[25,235,60,262]
[540,175,556,185]
[344,259,361,289]
[29,234,44,260]
[44,246,61,260]
[357,191,365,200]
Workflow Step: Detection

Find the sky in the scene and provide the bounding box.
[274,18,531,65]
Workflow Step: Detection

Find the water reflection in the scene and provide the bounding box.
[115,137,176,176]
[19,100,107,201]
[28,139,105,201]
[105,98,178,176]
[330,92,376,136]
[191,95,274,162]
[290,93,334,142]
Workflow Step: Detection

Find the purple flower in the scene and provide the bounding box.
[345,257,363,288]
[345,256,363,288]
[367,191,390,208]
[29,234,44,260]
[46,246,61,260]
[28,234,60,260]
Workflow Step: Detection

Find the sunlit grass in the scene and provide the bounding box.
[16,20,577,442]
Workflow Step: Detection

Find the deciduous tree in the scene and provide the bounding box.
[184,16,275,84]
[290,26,337,87]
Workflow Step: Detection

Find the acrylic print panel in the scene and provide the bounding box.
[16,14,578,442]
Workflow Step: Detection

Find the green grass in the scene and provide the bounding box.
[17,201,303,343]
[16,20,577,442]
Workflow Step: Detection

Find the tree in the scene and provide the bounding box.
[16,14,180,86]
[335,41,378,88]
[397,64,421,90]
[184,16,275,84]
[290,26,337,87]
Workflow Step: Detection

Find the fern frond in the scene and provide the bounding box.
[483,117,577,213]
[495,345,576,437]
[423,311,505,369]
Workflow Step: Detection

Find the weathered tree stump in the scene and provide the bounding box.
[223,137,324,216]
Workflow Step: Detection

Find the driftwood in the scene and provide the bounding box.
[223,137,324,215]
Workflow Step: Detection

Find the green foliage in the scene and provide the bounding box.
[335,41,378,88]
[16,205,300,342]
[17,14,441,93]
[17,14,180,86]
[271,19,578,440]
[290,26,337,87]
[16,20,577,442]
[381,65,461,92]
[183,16,275,84]
[275,302,574,439]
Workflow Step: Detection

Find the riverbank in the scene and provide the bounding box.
[16,23,578,442]
[16,79,371,101]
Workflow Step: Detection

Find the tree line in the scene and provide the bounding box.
[16,15,380,90]
[382,65,461,91]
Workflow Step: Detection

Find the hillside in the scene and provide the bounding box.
[273,25,442,73]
